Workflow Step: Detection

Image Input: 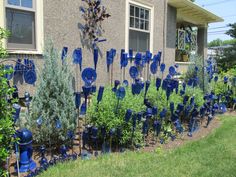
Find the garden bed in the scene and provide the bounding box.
[8,113,225,177]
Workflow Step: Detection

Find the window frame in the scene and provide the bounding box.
[125,0,154,53]
[0,0,44,54]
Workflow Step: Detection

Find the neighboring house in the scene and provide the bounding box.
[0,0,223,96]
[208,45,232,59]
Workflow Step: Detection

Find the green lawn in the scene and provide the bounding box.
[39,115,236,177]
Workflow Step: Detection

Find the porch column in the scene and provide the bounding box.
[197,25,208,59]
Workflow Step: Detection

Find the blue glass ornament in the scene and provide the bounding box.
[13,103,21,123]
[156,78,161,90]
[36,116,43,127]
[144,98,152,108]
[182,82,186,91]
[137,112,142,123]
[116,87,126,100]
[177,103,184,112]
[152,107,158,116]
[120,53,128,68]
[61,47,68,62]
[125,109,132,122]
[109,128,116,137]
[4,65,14,80]
[129,49,133,59]
[107,50,113,72]
[156,51,162,66]
[169,66,176,76]
[135,53,142,66]
[81,68,97,86]
[112,80,120,92]
[224,76,228,84]
[160,63,166,73]
[174,64,179,68]
[12,85,19,99]
[142,120,148,135]
[145,51,152,64]
[82,86,91,99]
[129,66,139,79]
[150,62,158,74]
[101,126,106,138]
[91,127,98,139]
[144,80,150,97]
[166,85,172,100]
[160,109,167,119]
[180,90,185,96]
[170,102,174,114]
[162,79,168,90]
[132,114,137,129]
[183,95,189,105]
[24,70,37,85]
[67,130,74,140]
[93,48,99,70]
[123,80,129,87]
[73,48,82,71]
[91,85,96,93]
[80,102,87,115]
[190,97,195,105]
[97,86,104,103]
[146,108,152,117]
[16,129,37,172]
[75,92,81,109]
[56,119,62,129]
[166,74,172,80]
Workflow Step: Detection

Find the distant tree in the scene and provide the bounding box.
[208,38,223,47]
[215,23,236,71]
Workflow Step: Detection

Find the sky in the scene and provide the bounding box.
[195,0,236,42]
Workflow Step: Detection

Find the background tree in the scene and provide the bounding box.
[215,23,236,71]
[208,38,223,47]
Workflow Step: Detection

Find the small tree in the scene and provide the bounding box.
[26,43,77,146]
[0,27,15,177]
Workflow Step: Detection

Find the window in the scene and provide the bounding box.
[129,4,150,52]
[5,0,36,50]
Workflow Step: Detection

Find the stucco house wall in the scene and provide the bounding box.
[5,0,178,97]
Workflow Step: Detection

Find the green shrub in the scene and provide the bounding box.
[87,86,145,146]
[0,27,16,177]
[26,43,77,146]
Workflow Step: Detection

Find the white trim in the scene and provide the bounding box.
[125,0,154,53]
[1,0,44,54]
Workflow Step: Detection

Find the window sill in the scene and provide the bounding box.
[175,61,194,65]
[7,49,43,55]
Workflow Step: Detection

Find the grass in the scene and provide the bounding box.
[39,115,236,177]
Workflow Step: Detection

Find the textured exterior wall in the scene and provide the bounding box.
[165,4,177,73]
[6,0,179,97]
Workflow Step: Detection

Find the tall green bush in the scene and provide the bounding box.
[26,43,77,146]
[0,28,16,177]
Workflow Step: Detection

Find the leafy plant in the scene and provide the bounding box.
[0,28,16,177]
[0,28,10,59]
[87,86,145,146]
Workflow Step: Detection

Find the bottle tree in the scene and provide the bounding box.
[26,43,77,147]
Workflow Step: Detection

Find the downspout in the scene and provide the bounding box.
[162,0,167,63]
